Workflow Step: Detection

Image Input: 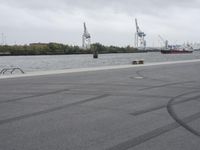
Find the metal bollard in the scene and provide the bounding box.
[138,60,144,64]
[132,60,138,65]
[132,59,144,65]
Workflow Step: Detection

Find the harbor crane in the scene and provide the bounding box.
[158,35,168,49]
[82,22,91,49]
[134,18,146,49]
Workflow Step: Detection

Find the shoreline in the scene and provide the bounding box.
[0,51,150,57]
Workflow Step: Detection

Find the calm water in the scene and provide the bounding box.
[0,51,200,73]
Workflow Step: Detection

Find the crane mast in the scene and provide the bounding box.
[82,22,91,49]
[134,18,146,49]
[135,19,139,33]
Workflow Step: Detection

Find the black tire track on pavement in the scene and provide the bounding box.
[139,81,194,91]
[107,111,200,150]
[131,94,200,116]
[0,94,109,125]
[0,88,70,104]
[107,91,200,150]
[167,93,200,137]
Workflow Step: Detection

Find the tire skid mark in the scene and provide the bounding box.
[107,91,200,150]
[107,111,200,150]
[131,92,200,116]
[0,94,109,125]
[0,88,70,104]
[167,93,200,137]
[139,81,194,91]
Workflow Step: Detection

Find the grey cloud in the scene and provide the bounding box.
[0,0,200,46]
[2,0,200,12]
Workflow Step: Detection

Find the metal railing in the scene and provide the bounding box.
[0,68,25,75]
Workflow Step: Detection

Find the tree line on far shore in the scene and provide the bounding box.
[0,43,139,56]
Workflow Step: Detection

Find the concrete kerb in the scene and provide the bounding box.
[1,59,200,79]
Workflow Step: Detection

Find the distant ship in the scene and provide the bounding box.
[161,49,193,54]
[161,44,193,54]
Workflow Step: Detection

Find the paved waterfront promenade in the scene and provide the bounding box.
[0,60,200,150]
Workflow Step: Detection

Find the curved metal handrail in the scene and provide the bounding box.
[0,68,25,75]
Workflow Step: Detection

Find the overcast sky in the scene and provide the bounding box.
[0,0,200,46]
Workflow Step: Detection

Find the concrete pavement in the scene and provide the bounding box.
[0,61,200,150]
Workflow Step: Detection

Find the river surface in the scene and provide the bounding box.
[0,51,200,73]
